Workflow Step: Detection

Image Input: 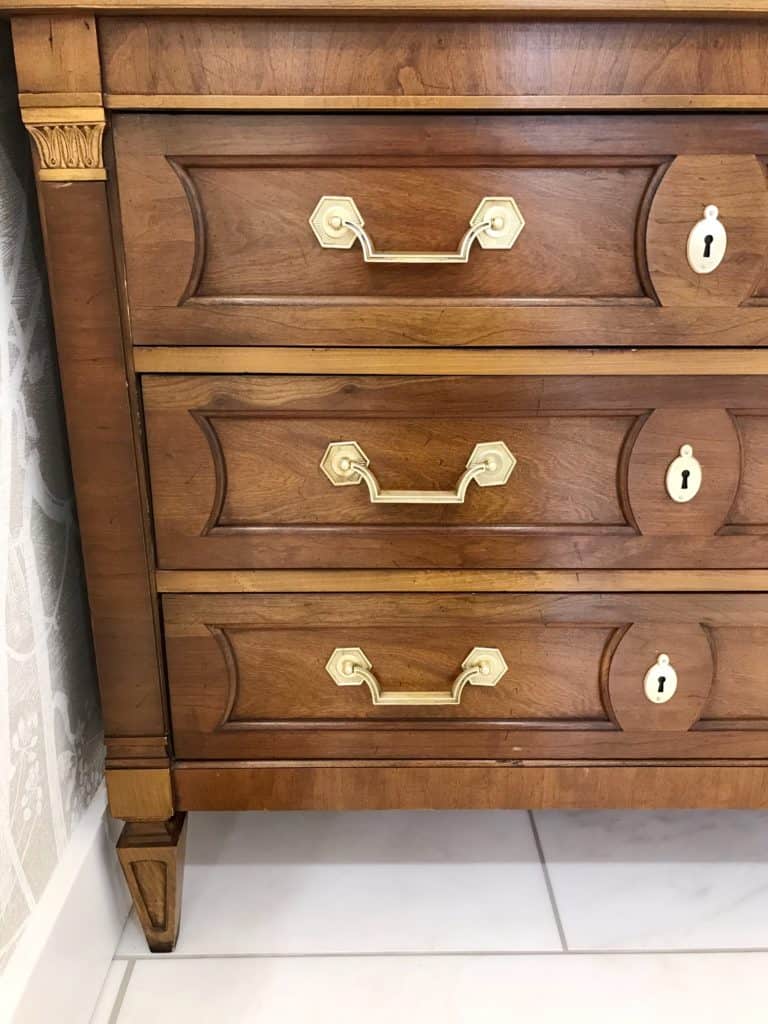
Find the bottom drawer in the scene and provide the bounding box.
[164,593,768,761]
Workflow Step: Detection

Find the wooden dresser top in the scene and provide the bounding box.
[2,0,768,16]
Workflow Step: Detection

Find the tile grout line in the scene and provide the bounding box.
[107,959,135,1024]
[527,810,569,952]
[110,947,768,962]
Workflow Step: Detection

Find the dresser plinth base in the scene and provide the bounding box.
[117,813,188,953]
[174,763,768,812]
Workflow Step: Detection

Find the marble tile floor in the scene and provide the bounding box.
[92,809,768,1023]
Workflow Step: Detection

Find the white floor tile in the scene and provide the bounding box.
[534,810,768,951]
[115,952,768,1024]
[117,811,559,956]
[89,960,130,1024]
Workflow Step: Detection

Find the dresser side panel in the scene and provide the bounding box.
[12,14,168,746]
[33,179,167,738]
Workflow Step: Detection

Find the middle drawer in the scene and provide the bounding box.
[143,373,768,570]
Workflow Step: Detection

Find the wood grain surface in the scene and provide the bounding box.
[133,348,768,375]
[33,181,167,737]
[143,374,768,570]
[113,113,768,347]
[100,17,768,101]
[163,592,768,760]
[173,762,768,811]
[117,814,187,952]
[6,1,768,13]
[154,569,768,592]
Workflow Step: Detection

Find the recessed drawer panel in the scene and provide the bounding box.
[113,113,768,347]
[143,374,768,570]
[164,592,768,760]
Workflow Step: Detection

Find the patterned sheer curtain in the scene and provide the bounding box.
[0,22,103,970]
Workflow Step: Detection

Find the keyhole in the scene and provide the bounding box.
[657,675,666,694]
[703,234,714,259]
[681,469,690,490]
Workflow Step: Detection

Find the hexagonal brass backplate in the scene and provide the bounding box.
[325,647,371,686]
[470,197,525,250]
[309,196,364,249]
[466,441,517,487]
[320,441,369,485]
[463,647,509,686]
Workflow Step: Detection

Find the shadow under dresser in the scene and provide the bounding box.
[5,0,768,951]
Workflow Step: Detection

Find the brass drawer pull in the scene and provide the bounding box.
[326,646,508,706]
[320,440,516,505]
[309,195,524,264]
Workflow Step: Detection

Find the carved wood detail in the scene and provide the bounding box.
[22,108,107,180]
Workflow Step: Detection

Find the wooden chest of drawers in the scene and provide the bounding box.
[6,0,768,952]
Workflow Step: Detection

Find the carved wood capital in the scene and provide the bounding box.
[22,107,107,181]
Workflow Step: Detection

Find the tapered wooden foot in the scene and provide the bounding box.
[117,812,188,953]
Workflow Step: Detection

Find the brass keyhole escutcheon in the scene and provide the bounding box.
[686,204,727,274]
[644,653,678,705]
[666,444,702,503]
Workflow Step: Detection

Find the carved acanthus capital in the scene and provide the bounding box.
[22,107,107,181]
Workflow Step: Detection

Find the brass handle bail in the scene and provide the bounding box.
[326,646,508,706]
[320,441,516,504]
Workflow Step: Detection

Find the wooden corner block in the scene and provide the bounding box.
[11,15,101,96]
[106,767,174,822]
[117,813,187,953]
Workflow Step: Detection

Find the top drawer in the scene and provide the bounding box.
[113,113,768,348]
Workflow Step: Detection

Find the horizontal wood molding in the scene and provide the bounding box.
[20,91,104,108]
[174,762,768,810]
[103,93,768,111]
[134,348,768,375]
[105,734,170,760]
[5,1,768,12]
[155,569,768,593]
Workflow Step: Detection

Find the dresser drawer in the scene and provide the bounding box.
[144,373,768,570]
[164,592,768,760]
[114,113,768,348]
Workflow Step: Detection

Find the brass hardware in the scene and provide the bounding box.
[309,195,524,263]
[325,646,508,706]
[320,440,516,504]
[643,653,678,705]
[686,204,727,274]
[665,444,702,503]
